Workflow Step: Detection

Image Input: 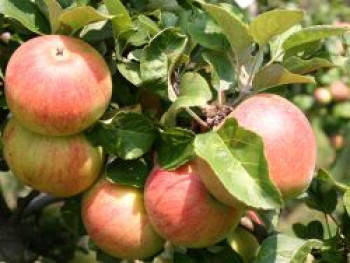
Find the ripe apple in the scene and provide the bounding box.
[330,81,349,101]
[5,35,112,136]
[3,118,104,197]
[227,226,259,262]
[313,87,332,105]
[144,162,242,248]
[196,94,316,202]
[81,179,164,260]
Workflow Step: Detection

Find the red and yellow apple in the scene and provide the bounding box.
[81,179,164,260]
[144,162,242,248]
[5,35,112,136]
[3,118,103,197]
[196,94,316,203]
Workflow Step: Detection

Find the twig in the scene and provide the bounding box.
[23,193,64,216]
[324,213,332,239]
[185,107,208,128]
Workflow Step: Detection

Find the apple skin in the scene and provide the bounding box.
[144,162,242,248]
[5,35,112,136]
[196,94,316,202]
[81,179,164,260]
[227,226,259,262]
[3,118,104,197]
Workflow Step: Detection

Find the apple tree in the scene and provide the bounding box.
[0,0,349,262]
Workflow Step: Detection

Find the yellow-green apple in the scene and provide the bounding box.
[5,35,112,136]
[81,179,164,260]
[313,87,332,105]
[330,81,349,101]
[3,118,103,197]
[227,226,259,262]
[196,94,316,203]
[144,162,242,248]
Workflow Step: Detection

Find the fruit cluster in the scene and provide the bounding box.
[3,35,317,261]
[3,35,112,197]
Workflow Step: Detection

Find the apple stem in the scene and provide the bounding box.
[185,107,208,128]
[56,48,64,56]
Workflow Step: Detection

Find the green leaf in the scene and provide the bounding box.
[198,1,253,62]
[140,28,188,99]
[284,40,323,60]
[249,10,304,47]
[187,10,229,51]
[147,0,181,12]
[306,169,338,214]
[0,0,50,34]
[293,220,324,240]
[253,64,315,91]
[344,189,350,217]
[157,128,195,170]
[283,56,333,74]
[106,159,149,189]
[255,234,322,263]
[35,0,63,33]
[202,50,235,92]
[60,196,86,236]
[138,14,160,36]
[194,118,283,210]
[160,72,212,128]
[269,25,301,61]
[283,26,348,51]
[86,112,156,160]
[80,20,113,43]
[333,102,350,119]
[117,62,143,87]
[57,6,111,34]
[105,0,133,37]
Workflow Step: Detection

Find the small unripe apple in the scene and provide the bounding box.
[330,81,349,102]
[5,35,112,136]
[330,134,345,150]
[144,162,242,248]
[196,94,316,203]
[3,118,103,197]
[82,179,164,260]
[313,87,332,105]
[0,32,11,44]
[227,226,259,262]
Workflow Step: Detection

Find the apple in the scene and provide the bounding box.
[81,179,164,260]
[0,32,11,44]
[144,162,242,248]
[5,35,112,136]
[330,81,349,102]
[313,87,332,105]
[3,118,104,197]
[196,94,316,202]
[330,134,345,150]
[227,226,259,262]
